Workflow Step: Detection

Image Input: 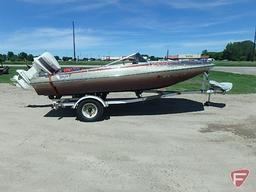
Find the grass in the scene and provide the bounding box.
[0,67,26,83]
[168,71,256,94]
[1,67,256,94]
[3,61,32,65]
[214,60,256,67]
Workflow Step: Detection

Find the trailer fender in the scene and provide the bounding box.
[73,95,108,109]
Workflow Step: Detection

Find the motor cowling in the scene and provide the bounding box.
[11,52,61,89]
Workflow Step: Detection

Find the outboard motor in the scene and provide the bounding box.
[11,52,61,89]
[34,52,61,75]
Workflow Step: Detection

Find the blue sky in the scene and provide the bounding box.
[0,0,255,57]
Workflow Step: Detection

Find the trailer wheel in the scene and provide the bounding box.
[76,99,104,122]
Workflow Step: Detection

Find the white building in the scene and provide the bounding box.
[101,56,125,61]
[168,54,202,60]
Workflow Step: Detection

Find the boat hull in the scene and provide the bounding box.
[31,63,213,96]
[0,66,9,75]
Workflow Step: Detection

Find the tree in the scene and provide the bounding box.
[207,51,223,60]
[223,41,254,61]
[7,51,15,61]
[0,54,7,64]
[54,56,60,61]
[201,50,208,56]
[202,40,255,61]
[0,54,4,65]
[18,52,28,61]
[27,54,34,61]
[62,56,72,61]
[149,56,157,61]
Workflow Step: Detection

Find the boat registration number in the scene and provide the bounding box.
[57,74,71,80]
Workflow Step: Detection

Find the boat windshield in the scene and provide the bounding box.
[105,53,147,66]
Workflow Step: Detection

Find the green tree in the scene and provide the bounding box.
[201,50,208,56]
[62,57,72,61]
[223,41,254,61]
[207,51,223,60]
[0,54,7,63]
[7,51,16,61]
[18,52,28,61]
[54,56,60,61]
[0,54,4,65]
[149,56,157,61]
[27,54,34,61]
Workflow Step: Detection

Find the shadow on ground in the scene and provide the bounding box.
[204,102,226,108]
[108,98,204,116]
[27,104,53,108]
[44,98,210,120]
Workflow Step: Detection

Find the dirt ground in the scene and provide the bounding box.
[0,83,255,192]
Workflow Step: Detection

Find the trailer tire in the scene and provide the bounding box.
[76,99,104,122]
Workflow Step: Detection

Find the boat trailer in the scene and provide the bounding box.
[51,73,233,122]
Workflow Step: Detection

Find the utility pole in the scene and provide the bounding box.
[253,26,256,62]
[72,21,76,61]
[166,49,169,60]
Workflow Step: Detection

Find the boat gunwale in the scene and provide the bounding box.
[59,61,214,75]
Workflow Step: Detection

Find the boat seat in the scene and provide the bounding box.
[209,80,233,93]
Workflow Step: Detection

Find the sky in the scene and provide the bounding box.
[0,0,255,58]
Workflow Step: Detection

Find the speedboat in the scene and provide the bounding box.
[12,52,214,97]
[11,52,235,122]
[0,65,9,75]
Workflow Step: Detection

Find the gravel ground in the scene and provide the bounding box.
[213,67,256,75]
[0,83,255,192]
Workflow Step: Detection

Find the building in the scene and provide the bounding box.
[101,56,125,61]
[167,54,202,61]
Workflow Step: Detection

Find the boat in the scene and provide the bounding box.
[11,52,214,97]
[10,52,236,122]
[0,65,9,75]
